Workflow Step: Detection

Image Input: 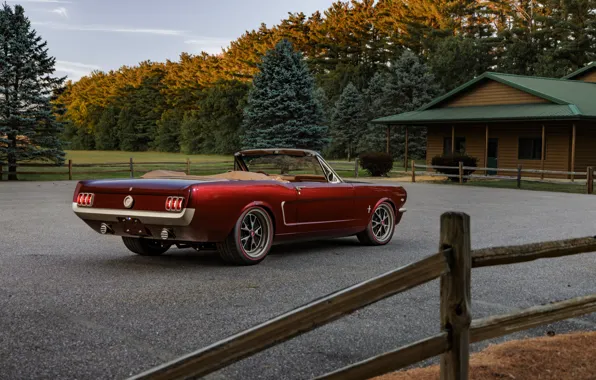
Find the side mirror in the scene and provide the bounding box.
[327,173,335,182]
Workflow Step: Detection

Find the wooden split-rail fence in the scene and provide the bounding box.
[125,212,596,380]
[412,161,595,194]
[0,159,363,180]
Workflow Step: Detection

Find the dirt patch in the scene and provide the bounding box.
[372,331,596,380]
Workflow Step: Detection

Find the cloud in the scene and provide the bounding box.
[54,60,101,81]
[50,7,68,17]
[33,21,185,36]
[184,37,232,55]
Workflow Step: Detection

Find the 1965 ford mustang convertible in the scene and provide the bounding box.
[72,149,407,265]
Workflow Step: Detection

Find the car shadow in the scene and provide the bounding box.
[92,237,398,270]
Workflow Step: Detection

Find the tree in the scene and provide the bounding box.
[0,4,65,180]
[241,39,329,151]
[152,109,183,153]
[428,36,493,92]
[329,82,367,160]
[358,71,392,154]
[95,106,120,150]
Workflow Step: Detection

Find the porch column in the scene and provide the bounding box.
[484,125,489,176]
[404,126,409,170]
[451,125,455,154]
[386,125,391,154]
[571,124,576,181]
[541,125,546,180]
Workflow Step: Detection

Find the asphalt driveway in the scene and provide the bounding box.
[0,180,595,380]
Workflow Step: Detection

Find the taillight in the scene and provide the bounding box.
[165,196,184,212]
[77,193,94,207]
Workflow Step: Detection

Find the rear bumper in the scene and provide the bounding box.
[72,203,196,226]
[399,208,407,213]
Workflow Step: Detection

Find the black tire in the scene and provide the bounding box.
[217,207,273,266]
[122,237,171,256]
[357,201,396,246]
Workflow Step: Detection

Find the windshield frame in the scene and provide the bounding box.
[234,149,344,183]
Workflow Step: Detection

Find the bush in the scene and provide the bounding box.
[431,153,478,182]
[359,152,393,176]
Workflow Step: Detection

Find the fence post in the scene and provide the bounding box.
[411,160,416,183]
[354,158,359,178]
[186,158,191,175]
[0,163,3,181]
[439,212,471,380]
[68,159,73,180]
[517,164,522,189]
[129,158,134,178]
[458,161,464,184]
[587,167,594,195]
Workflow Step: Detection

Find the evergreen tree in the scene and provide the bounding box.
[329,82,367,161]
[0,4,65,180]
[117,108,140,152]
[358,71,392,153]
[179,111,205,154]
[152,109,182,152]
[95,106,120,150]
[242,39,329,151]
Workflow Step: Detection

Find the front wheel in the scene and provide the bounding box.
[357,202,396,246]
[122,237,171,256]
[217,207,273,265]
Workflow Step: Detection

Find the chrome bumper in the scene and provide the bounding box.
[399,208,407,213]
[72,203,195,226]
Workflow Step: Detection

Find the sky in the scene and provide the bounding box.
[6,0,336,81]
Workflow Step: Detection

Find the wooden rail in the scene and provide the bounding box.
[125,212,596,380]
[0,159,358,180]
[412,163,595,194]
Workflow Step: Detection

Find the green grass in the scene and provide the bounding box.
[64,150,230,163]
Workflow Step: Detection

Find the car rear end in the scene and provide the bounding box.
[72,179,203,242]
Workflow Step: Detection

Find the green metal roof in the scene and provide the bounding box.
[561,62,596,80]
[372,104,581,125]
[372,70,596,125]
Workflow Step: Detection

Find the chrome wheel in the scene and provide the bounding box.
[371,203,394,243]
[239,209,270,258]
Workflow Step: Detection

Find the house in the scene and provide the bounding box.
[372,62,596,178]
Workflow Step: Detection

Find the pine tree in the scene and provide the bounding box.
[152,109,182,152]
[0,4,65,180]
[95,106,120,150]
[242,39,329,151]
[358,71,392,153]
[329,82,367,161]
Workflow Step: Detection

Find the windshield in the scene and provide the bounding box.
[242,154,325,176]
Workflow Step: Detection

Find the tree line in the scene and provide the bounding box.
[54,0,596,159]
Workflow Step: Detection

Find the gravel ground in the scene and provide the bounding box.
[0,180,595,380]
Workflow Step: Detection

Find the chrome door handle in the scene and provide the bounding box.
[295,186,304,190]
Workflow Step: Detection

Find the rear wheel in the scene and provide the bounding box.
[122,237,171,256]
[217,207,273,265]
[357,202,396,246]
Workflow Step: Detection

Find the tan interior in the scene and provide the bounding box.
[140,170,327,183]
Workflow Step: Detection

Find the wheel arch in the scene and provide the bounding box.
[238,201,277,235]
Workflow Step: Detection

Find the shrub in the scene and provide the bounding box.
[359,152,393,176]
[431,154,478,182]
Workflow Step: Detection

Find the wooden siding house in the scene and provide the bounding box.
[372,63,596,178]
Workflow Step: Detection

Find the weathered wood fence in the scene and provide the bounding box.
[412,161,595,194]
[125,212,596,380]
[0,159,363,180]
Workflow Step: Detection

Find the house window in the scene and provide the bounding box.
[444,137,466,155]
[518,137,543,160]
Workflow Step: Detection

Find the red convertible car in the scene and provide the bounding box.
[72,149,407,265]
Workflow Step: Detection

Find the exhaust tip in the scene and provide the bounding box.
[100,223,113,235]
[161,228,174,240]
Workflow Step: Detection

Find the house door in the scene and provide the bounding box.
[487,138,498,175]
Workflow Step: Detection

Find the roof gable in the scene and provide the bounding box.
[439,80,550,108]
[561,62,596,80]
[420,72,568,111]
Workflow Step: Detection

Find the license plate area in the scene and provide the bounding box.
[119,217,151,236]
